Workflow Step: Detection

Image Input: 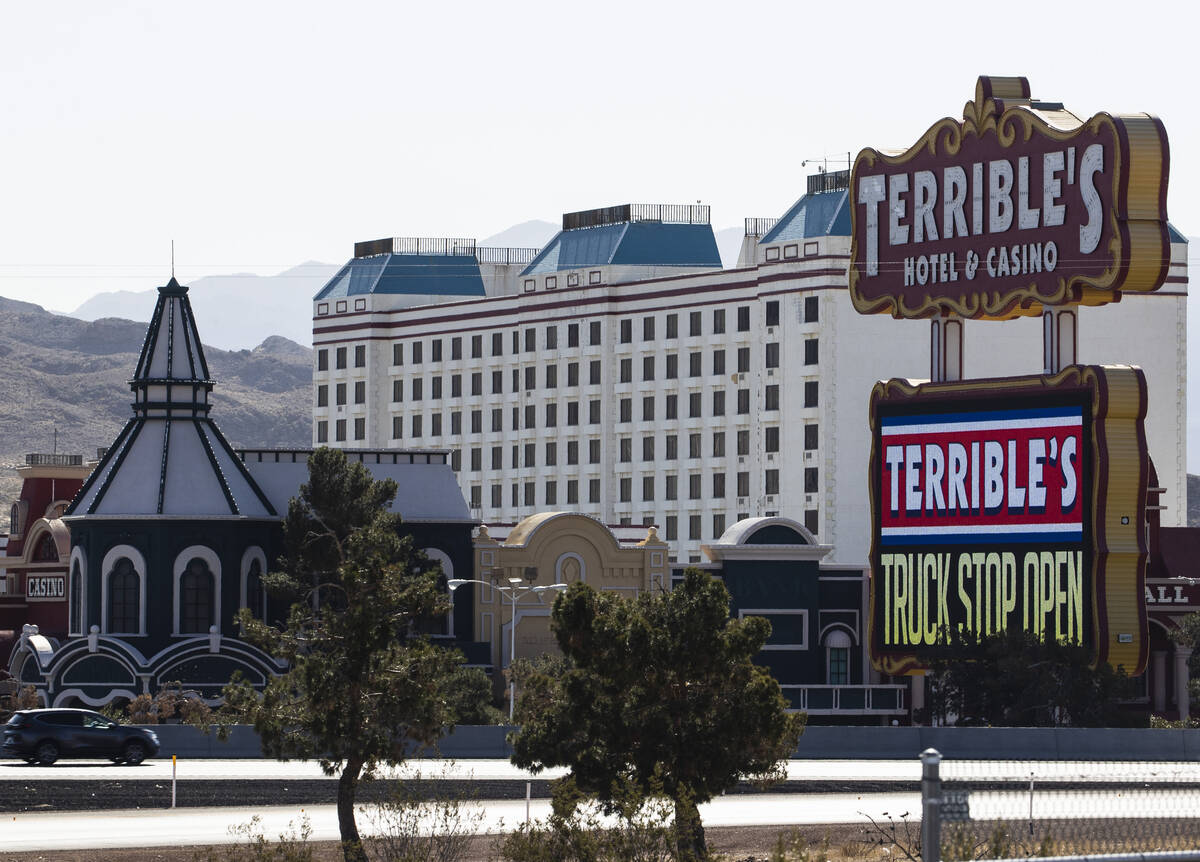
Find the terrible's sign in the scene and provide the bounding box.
[868,366,1149,674]
[849,76,1170,319]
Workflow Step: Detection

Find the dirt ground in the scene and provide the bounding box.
[0,823,871,862]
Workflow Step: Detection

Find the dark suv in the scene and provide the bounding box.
[3,709,160,765]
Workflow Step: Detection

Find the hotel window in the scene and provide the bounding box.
[391,417,402,439]
[491,446,502,469]
[804,296,819,323]
[689,352,701,377]
[689,433,701,459]
[180,557,215,634]
[471,410,482,433]
[524,483,535,506]
[589,400,601,424]
[737,347,749,373]
[546,364,558,388]
[106,558,139,634]
[589,321,602,345]
[713,513,726,538]
[620,398,632,423]
[666,434,678,460]
[524,278,535,292]
[737,471,749,496]
[642,435,655,461]
[567,401,579,425]
[392,343,403,365]
[666,354,678,379]
[567,480,579,504]
[336,347,347,369]
[689,515,701,541]
[512,331,520,353]
[737,306,750,331]
[511,484,519,506]
[713,431,725,457]
[765,426,780,452]
[620,358,632,383]
[546,403,557,427]
[713,350,725,375]
[512,369,520,391]
[491,409,502,432]
[620,319,632,343]
[804,381,819,408]
[412,342,422,364]
[520,367,532,391]
[451,411,462,434]
[737,430,750,456]
[546,326,557,349]
[665,394,677,420]
[804,338,818,365]
[620,478,631,502]
[471,373,481,396]
[765,385,780,411]
[737,389,750,414]
[643,356,655,381]
[712,391,725,416]
[589,270,601,284]
[492,332,503,356]
[355,345,366,367]
[391,380,402,402]
[665,475,678,500]
[804,424,818,450]
[336,419,346,442]
[524,443,536,467]
[317,421,328,443]
[589,478,600,503]
[451,375,462,397]
[688,392,701,418]
[568,323,579,348]
[431,377,442,399]
[767,469,781,495]
[666,313,678,338]
[689,311,702,336]
[318,349,329,371]
[643,317,655,341]
[317,385,328,407]
[545,481,557,505]
[524,405,535,429]
[336,383,347,406]
[470,486,481,508]
[411,415,423,437]
[642,476,655,501]
[643,396,655,421]
[492,370,502,394]
[826,630,850,684]
[491,485,502,508]
[525,328,535,352]
[766,300,780,327]
[545,442,558,467]
[665,516,678,540]
[471,334,482,358]
[567,362,579,386]
[470,448,482,471]
[589,439,601,464]
[450,449,460,470]
[567,440,579,465]
[590,360,601,385]
[766,343,780,368]
[355,417,367,439]
[620,438,632,462]
[713,309,726,334]
[354,381,365,404]
[712,472,726,498]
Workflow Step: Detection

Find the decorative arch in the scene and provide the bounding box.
[420,547,454,637]
[554,552,586,584]
[53,687,138,708]
[823,627,854,685]
[173,545,221,636]
[240,546,268,621]
[101,544,147,636]
[68,546,88,636]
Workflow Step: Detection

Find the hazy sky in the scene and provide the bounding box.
[2,0,1197,310]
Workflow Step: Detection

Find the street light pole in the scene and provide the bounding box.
[447,577,568,722]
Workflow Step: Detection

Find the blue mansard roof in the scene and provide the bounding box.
[522,221,722,276]
[315,252,486,301]
[760,188,851,244]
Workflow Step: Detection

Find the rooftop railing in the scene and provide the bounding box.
[354,238,541,265]
[563,203,711,231]
[807,169,851,195]
[25,453,83,466]
[745,217,779,237]
[475,247,541,266]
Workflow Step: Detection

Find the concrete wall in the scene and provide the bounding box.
[144,724,1200,762]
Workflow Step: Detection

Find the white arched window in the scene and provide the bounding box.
[173,546,221,635]
[240,546,268,622]
[824,628,852,685]
[100,544,147,636]
[68,547,87,636]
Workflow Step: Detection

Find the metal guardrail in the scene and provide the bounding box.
[25,453,82,466]
[807,169,851,195]
[779,683,907,714]
[745,217,779,236]
[475,247,541,265]
[354,238,540,264]
[562,203,711,231]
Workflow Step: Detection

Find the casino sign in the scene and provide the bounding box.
[867,366,1149,674]
[849,76,1170,320]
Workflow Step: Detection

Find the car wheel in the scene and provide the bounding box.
[34,741,58,765]
[109,757,123,764]
[121,740,147,765]
[23,757,37,765]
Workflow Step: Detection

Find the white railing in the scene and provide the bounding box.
[778,683,907,714]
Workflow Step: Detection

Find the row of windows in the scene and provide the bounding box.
[466,474,786,510]
[315,297,821,371]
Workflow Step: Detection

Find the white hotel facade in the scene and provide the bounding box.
[311,172,1189,567]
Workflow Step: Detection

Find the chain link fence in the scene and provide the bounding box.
[921,750,1200,862]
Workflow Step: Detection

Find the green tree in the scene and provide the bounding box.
[511,568,805,861]
[924,628,1138,727]
[220,447,463,862]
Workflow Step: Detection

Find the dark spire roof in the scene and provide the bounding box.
[66,278,277,519]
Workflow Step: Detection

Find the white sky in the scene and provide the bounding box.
[1,0,1198,311]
